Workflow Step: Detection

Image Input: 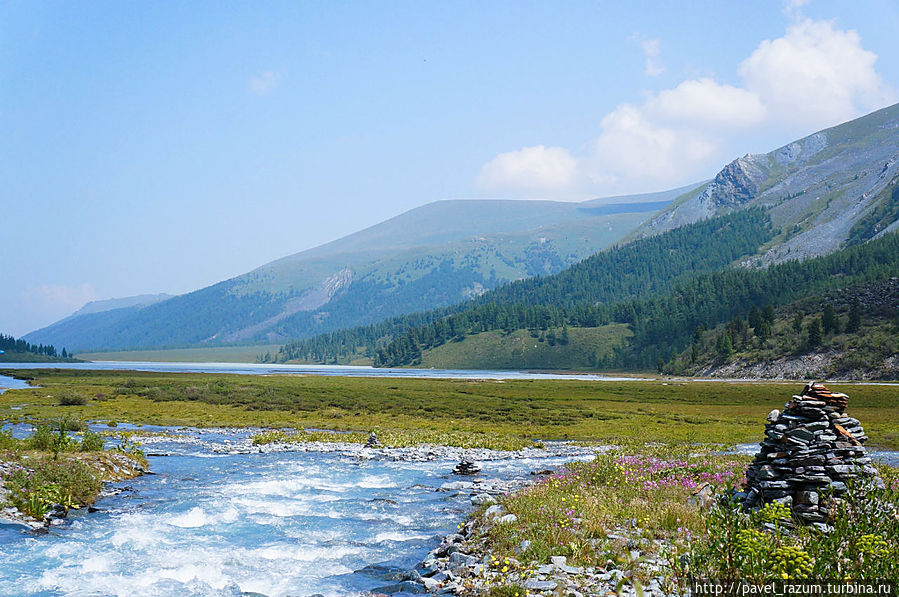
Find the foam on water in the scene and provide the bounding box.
[0,429,585,596]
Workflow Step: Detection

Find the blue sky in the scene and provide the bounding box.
[2,0,898,336]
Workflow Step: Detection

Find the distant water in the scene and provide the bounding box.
[0,374,30,394]
[0,361,640,381]
[0,428,589,596]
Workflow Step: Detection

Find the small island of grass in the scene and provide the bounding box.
[0,418,146,527]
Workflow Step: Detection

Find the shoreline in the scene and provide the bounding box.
[0,451,148,532]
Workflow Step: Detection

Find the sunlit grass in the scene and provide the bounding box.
[3,369,899,449]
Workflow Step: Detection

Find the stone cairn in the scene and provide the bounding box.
[452,459,481,475]
[742,382,884,524]
[364,432,381,448]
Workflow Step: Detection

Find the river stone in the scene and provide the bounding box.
[448,552,477,567]
[438,481,472,492]
[496,514,518,524]
[524,579,558,590]
[484,505,504,518]
[787,428,816,443]
[796,491,819,505]
[470,493,495,506]
[373,580,427,594]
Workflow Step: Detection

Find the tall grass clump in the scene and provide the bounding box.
[57,390,88,406]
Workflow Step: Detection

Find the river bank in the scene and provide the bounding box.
[0,447,147,530]
[407,446,899,595]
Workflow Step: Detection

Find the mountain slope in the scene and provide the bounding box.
[373,227,899,370]
[663,278,899,380]
[634,103,899,263]
[275,104,899,371]
[25,188,690,352]
[278,208,775,364]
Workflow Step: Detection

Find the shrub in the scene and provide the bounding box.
[55,416,84,432]
[28,423,54,450]
[57,390,87,406]
[79,430,104,452]
[672,480,899,583]
[0,428,16,450]
[6,459,101,515]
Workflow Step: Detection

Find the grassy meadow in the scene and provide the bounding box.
[3,369,899,449]
[418,324,631,370]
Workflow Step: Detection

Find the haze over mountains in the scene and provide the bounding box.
[25,188,690,352]
[275,103,899,373]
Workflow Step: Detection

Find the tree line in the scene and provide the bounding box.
[0,333,69,358]
[373,229,899,370]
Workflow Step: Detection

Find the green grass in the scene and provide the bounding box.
[0,422,147,519]
[418,325,632,370]
[463,446,899,590]
[76,344,283,363]
[3,369,899,449]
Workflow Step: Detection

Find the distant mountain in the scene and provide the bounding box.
[633,103,899,263]
[66,294,173,319]
[24,188,690,352]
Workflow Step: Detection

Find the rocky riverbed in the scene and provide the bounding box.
[403,507,670,596]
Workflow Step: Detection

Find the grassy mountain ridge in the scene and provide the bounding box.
[417,324,632,370]
[24,188,689,352]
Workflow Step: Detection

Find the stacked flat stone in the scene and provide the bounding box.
[453,460,481,475]
[364,432,381,448]
[742,382,884,524]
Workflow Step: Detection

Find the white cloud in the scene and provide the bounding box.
[738,18,896,131]
[646,78,766,129]
[476,145,579,193]
[476,16,896,197]
[632,34,664,77]
[249,71,283,96]
[586,105,715,186]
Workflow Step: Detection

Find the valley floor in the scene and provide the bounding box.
[3,369,899,449]
[2,370,898,592]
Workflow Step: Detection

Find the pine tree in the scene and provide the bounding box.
[806,317,823,348]
[822,303,839,335]
[715,333,733,358]
[748,305,762,331]
[845,298,862,333]
[793,313,804,334]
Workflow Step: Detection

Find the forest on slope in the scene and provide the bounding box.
[277,209,774,365]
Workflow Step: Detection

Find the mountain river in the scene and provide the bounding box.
[0,425,592,596]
